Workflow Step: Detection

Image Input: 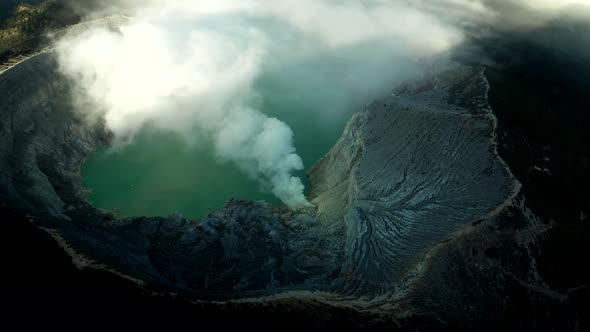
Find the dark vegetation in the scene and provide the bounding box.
[0,0,43,23]
[0,0,83,64]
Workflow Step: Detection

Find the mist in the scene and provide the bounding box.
[55,0,590,209]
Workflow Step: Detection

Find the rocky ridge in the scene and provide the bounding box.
[1,49,516,302]
[1,19,589,330]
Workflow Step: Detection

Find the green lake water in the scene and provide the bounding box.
[82,84,352,219]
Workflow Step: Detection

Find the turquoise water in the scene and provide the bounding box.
[82,83,352,219]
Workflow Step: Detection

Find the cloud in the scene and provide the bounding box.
[55,0,590,209]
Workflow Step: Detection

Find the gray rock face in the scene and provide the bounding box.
[0,54,110,216]
[0,53,518,304]
[309,64,518,295]
[51,200,341,299]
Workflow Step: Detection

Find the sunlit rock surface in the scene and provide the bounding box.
[309,64,518,295]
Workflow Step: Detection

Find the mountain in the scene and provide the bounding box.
[0,7,589,331]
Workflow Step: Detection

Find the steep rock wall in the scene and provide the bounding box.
[308,64,518,295]
[0,52,518,308]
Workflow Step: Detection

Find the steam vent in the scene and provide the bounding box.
[1,4,590,331]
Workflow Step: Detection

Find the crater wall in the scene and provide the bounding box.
[0,53,518,307]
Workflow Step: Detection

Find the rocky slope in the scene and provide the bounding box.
[0,50,516,301]
[309,63,518,296]
[0,20,589,330]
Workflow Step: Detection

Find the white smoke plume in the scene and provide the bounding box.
[55,0,590,209]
